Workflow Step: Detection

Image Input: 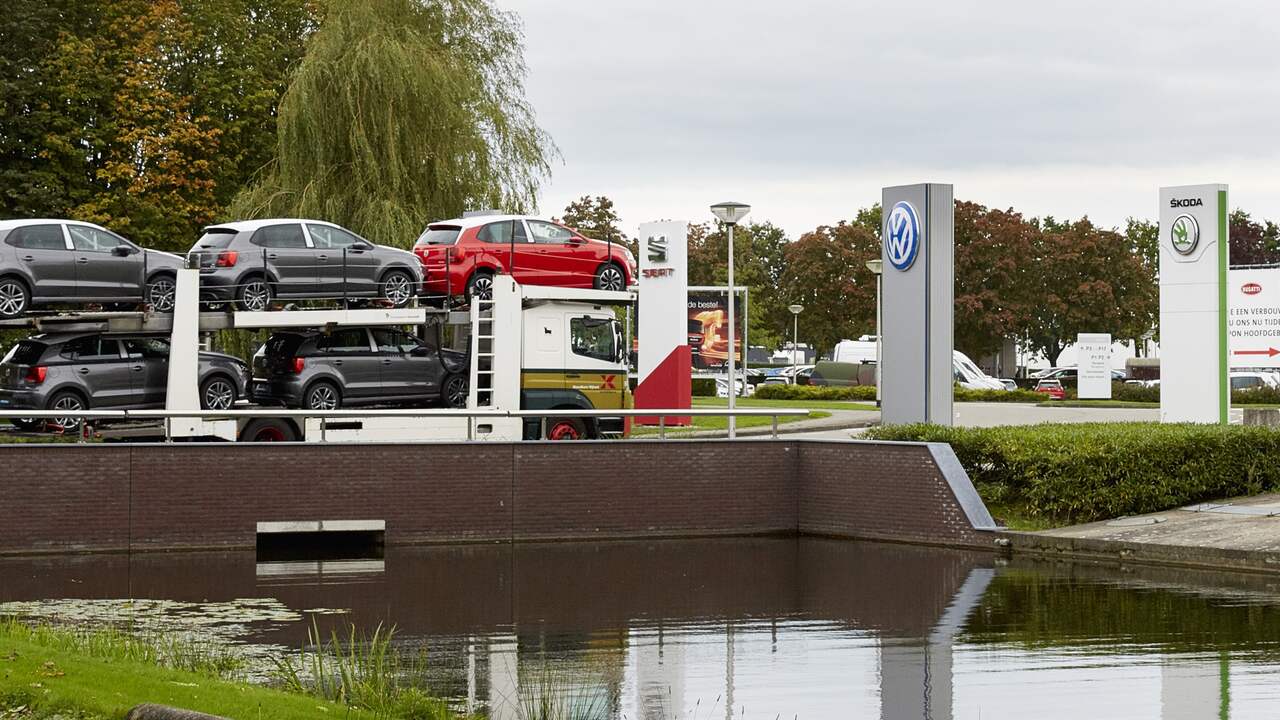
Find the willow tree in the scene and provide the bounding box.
[229,0,555,248]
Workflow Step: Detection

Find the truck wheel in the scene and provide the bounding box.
[545,418,587,440]
[240,418,298,442]
[442,373,468,408]
[466,271,494,302]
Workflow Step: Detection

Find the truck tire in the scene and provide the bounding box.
[240,418,298,442]
[545,418,587,440]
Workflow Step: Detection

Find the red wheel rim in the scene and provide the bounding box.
[254,427,286,442]
[548,422,580,440]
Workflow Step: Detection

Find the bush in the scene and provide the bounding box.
[864,422,1280,524]
[753,384,877,401]
[691,378,717,397]
[1059,382,1280,404]
[954,386,1046,403]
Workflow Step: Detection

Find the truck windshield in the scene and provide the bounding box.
[570,317,619,363]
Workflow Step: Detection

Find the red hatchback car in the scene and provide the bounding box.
[414,215,637,300]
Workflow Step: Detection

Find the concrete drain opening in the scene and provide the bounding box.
[255,520,385,562]
[1106,516,1167,527]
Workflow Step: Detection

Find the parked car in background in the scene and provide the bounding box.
[0,332,249,430]
[414,215,637,300]
[1034,366,1128,382]
[715,376,752,398]
[1034,378,1066,400]
[189,220,422,311]
[252,326,468,410]
[1230,371,1280,391]
[999,378,1019,391]
[0,219,184,318]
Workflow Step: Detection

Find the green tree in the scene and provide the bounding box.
[953,201,1039,360]
[1024,217,1157,366]
[557,195,630,251]
[1229,209,1280,267]
[231,0,556,248]
[777,222,879,358]
[687,221,791,351]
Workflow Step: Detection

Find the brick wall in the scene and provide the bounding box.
[0,439,993,555]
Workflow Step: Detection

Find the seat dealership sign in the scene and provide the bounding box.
[635,221,691,424]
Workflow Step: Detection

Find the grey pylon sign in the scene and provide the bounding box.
[880,183,954,426]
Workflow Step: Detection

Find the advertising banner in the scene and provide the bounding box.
[635,221,690,425]
[1159,184,1229,424]
[1228,268,1280,368]
[687,290,745,371]
[881,183,954,426]
[1076,333,1112,399]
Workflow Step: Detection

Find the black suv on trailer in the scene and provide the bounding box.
[251,326,468,410]
[0,332,250,430]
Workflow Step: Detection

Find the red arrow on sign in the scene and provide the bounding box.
[1234,348,1280,357]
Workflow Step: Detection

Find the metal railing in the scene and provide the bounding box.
[0,407,813,443]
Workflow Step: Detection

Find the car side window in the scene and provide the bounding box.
[61,337,121,361]
[317,329,371,353]
[68,225,127,253]
[10,225,67,250]
[121,337,170,359]
[478,221,515,244]
[308,224,362,249]
[372,328,422,354]
[251,224,307,248]
[528,221,574,245]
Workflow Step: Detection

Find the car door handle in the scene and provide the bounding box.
[132,366,144,372]
[78,368,90,375]
[382,359,392,365]
[21,255,34,261]
[333,360,343,366]
[267,254,279,260]
[77,257,89,264]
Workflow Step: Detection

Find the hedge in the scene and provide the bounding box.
[864,422,1280,524]
[692,378,717,397]
[754,384,877,401]
[1059,382,1280,404]
[954,387,1045,403]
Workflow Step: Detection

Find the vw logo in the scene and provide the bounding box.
[884,201,921,271]
[1170,214,1199,256]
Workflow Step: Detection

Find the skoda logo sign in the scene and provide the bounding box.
[884,201,921,271]
[1170,214,1199,256]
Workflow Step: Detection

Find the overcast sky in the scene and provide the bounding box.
[501,0,1280,239]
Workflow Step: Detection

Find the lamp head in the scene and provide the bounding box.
[710,201,751,225]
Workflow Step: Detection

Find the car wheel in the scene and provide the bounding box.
[305,381,342,410]
[200,376,237,411]
[545,418,587,441]
[443,373,469,408]
[10,418,42,432]
[240,418,298,442]
[237,276,272,312]
[47,391,87,433]
[380,270,414,308]
[466,271,494,302]
[594,263,626,292]
[0,278,30,318]
[147,274,176,313]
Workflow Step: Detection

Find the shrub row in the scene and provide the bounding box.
[954,387,1046,403]
[1058,382,1280,404]
[692,378,717,397]
[864,422,1280,524]
[754,384,877,401]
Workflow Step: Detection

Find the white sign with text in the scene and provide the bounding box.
[1227,268,1280,367]
[1076,333,1112,399]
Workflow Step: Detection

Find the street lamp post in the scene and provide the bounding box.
[865,259,883,406]
[788,304,804,383]
[711,201,751,439]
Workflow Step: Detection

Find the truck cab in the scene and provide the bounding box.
[519,301,630,439]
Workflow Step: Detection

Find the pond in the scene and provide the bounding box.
[4,537,1280,719]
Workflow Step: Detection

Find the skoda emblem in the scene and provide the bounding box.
[884,201,921,271]
[1170,214,1199,256]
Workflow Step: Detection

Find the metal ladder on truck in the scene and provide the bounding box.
[468,298,496,411]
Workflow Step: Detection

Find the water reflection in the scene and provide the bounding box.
[4,539,1280,718]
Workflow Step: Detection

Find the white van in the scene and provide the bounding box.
[831,338,1005,391]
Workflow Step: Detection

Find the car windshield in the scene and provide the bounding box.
[415,226,461,246]
[194,229,237,249]
[2,341,46,365]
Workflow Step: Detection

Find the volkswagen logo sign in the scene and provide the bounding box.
[1170,214,1199,256]
[884,201,921,271]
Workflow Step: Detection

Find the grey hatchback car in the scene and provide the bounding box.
[0,219,184,318]
[251,326,468,410]
[188,219,423,311]
[0,332,250,430]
